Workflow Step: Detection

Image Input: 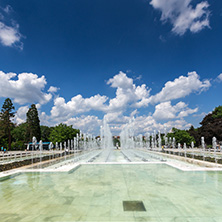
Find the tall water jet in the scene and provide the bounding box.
[184,143,187,158]
[120,118,134,149]
[172,137,175,149]
[212,137,217,163]
[147,133,150,150]
[191,141,194,158]
[178,143,181,156]
[158,131,161,151]
[32,136,37,166]
[201,137,205,161]
[100,118,113,149]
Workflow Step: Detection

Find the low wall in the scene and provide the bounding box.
[0,152,74,172]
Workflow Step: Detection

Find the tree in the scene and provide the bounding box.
[199,106,222,144]
[40,125,52,141]
[187,125,201,146]
[167,128,195,146]
[11,123,28,150]
[26,104,41,141]
[49,123,79,144]
[0,98,15,150]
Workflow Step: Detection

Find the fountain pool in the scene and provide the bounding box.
[1,160,222,222]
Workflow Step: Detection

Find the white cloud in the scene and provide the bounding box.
[104,111,130,124]
[150,0,210,35]
[0,5,23,49]
[0,21,22,48]
[149,71,210,104]
[9,70,209,136]
[50,94,108,120]
[14,105,29,124]
[217,73,222,82]
[49,72,151,124]
[153,101,198,120]
[0,71,52,104]
[132,115,192,135]
[107,71,150,111]
[65,115,102,134]
[48,86,60,93]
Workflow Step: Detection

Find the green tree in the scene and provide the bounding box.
[212,106,222,119]
[167,128,195,146]
[11,123,27,150]
[113,137,120,147]
[40,125,52,141]
[26,104,41,141]
[187,125,201,146]
[49,123,79,144]
[199,105,222,144]
[0,98,15,150]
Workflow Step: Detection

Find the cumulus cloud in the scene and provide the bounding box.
[49,71,151,123]
[0,71,52,104]
[8,70,209,135]
[14,105,29,124]
[48,86,60,93]
[65,115,102,134]
[132,115,192,134]
[104,111,130,124]
[150,0,210,35]
[153,101,198,120]
[148,71,210,104]
[107,71,150,111]
[50,94,108,120]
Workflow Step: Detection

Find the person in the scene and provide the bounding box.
[1,147,3,152]
[116,143,119,150]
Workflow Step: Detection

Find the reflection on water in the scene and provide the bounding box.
[1,164,222,221]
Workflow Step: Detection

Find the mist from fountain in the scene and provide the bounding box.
[120,118,134,149]
[100,118,113,149]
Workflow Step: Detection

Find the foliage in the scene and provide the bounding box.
[40,125,52,141]
[49,123,79,144]
[113,137,120,147]
[11,141,26,150]
[212,106,222,119]
[167,128,195,146]
[0,98,15,150]
[187,125,201,146]
[199,105,222,144]
[26,104,41,141]
[11,123,28,150]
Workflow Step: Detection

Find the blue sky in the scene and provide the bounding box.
[0,0,222,135]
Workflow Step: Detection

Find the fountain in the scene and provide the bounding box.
[212,137,217,164]
[158,131,161,151]
[201,137,205,161]
[191,141,194,159]
[100,118,113,149]
[184,143,187,158]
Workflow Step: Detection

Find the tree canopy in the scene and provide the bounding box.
[49,123,79,144]
[26,104,41,141]
[168,127,195,146]
[0,98,15,149]
[199,105,222,144]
